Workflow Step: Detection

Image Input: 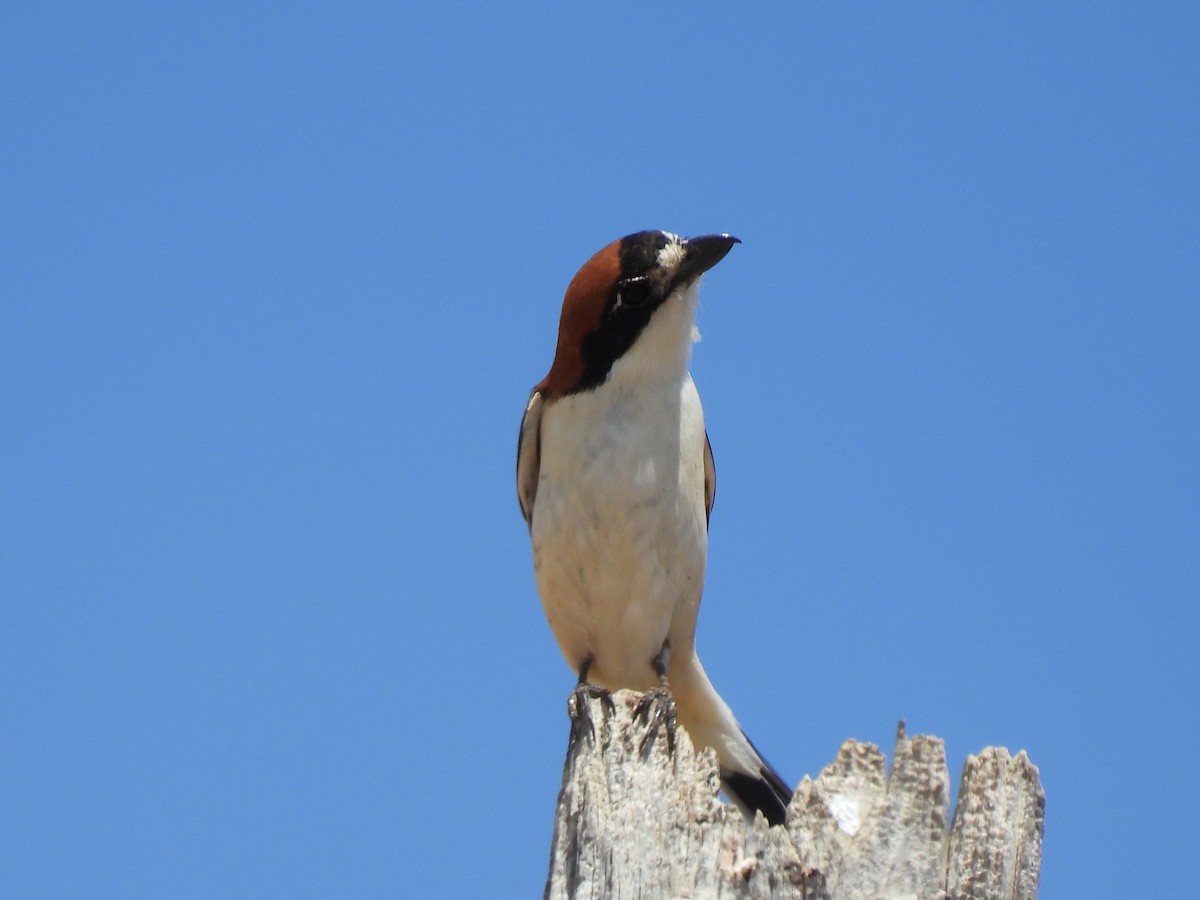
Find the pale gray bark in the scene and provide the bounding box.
[545,690,1043,900]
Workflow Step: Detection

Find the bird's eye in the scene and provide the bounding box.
[614,276,652,311]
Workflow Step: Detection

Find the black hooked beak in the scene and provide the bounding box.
[677,233,740,284]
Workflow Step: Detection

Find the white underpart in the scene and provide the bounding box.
[530,278,769,783]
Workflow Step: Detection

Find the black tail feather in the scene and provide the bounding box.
[721,766,791,826]
[721,730,791,826]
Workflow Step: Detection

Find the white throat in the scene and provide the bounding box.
[606,280,702,389]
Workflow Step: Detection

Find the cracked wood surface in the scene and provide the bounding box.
[545,690,1043,900]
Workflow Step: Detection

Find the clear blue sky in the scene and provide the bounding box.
[3,3,1196,897]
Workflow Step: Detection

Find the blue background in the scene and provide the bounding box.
[4,3,1196,897]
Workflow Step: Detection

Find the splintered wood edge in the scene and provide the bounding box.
[547,689,1044,900]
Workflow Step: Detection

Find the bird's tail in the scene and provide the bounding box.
[672,655,791,826]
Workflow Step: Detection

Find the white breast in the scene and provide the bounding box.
[530,286,710,689]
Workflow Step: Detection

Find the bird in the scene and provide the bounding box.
[516,230,791,826]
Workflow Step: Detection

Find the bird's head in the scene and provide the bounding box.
[538,231,739,398]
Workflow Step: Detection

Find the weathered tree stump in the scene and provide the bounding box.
[546,690,1043,899]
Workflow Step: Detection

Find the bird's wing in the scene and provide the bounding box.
[703,430,716,526]
[516,390,545,528]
